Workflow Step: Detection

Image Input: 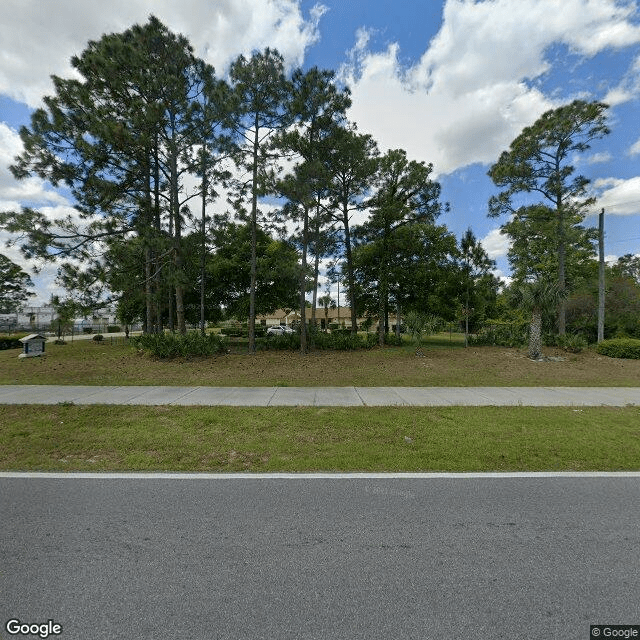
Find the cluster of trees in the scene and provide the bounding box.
[2,18,635,357]
[487,99,640,356]
[0,16,500,352]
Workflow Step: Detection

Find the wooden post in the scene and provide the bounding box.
[598,208,605,343]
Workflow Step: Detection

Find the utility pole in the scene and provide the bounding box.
[598,208,605,343]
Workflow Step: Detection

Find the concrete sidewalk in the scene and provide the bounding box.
[1,385,639,406]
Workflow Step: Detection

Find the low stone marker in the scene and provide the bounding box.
[18,334,46,359]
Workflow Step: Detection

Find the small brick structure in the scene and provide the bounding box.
[18,334,46,359]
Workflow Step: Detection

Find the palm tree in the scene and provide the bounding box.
[510,279,563,360]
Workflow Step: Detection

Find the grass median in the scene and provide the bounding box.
[2,404,639,472]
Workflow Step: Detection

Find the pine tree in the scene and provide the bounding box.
[488,100,609,335]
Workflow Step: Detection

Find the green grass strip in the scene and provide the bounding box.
[2,405,639,472]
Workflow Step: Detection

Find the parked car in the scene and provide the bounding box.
[266,325,294,336]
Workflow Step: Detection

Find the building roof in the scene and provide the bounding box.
[19,334,46,342]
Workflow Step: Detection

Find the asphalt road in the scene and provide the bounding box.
[1,475,639,639]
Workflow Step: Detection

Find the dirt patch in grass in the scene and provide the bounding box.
[1,336,639,387]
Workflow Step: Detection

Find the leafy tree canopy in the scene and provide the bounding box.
[0,254,35,313]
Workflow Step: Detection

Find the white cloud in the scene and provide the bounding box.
[0,123,73,209]
[592,176,640,214]
[342,0,640,175]
[628,138,640,156]
[480,227,511,260]
[603,85,636,105]
[0,0,325,107]
[586,152,613,164]
[0,1,326,303]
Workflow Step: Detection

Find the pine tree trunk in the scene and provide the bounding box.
[529,307,543,360]
[378,265,387,347]
[299,204,309,354]
[311,244,320,329]
[248,118,259,354]
[557,204,566,335]
[171,162,186,335]
[200,148,207,336]
[145,244,153,334]
[343,206,358,335]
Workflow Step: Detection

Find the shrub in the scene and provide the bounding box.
[384,333,405,347]
[467,321,528,347]
[329,332,366,351]
[107,325,121,333]
[222,326,243,337]
[133,331,227,358]
[0,333,28,350]
[82,327,93,334]
[596,338,640,359]
[92,334,104,342]
[53,339,66,345]
[265,330,380,351]
[265,333,301,350]
[556,333,588,353]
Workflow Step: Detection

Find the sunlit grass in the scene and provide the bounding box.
[1,404,638,472]
[2,336,640,387]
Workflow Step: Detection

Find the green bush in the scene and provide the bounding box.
[555,333,588,353]
[265,333,301,350]
[93,334,104,342]
[596,338,640,359]
[384,333,405,347]
[0,333,28,350]
[468,321,528,347]
[133,332,228,358]
[329,332,367,351]
[107,325,121,333]
[82,327,93,334]
[265,330,379,351]
[222,327,243,337]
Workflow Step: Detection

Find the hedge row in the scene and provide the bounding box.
[595,338,640,359]
[0,333,29,350]
[133,332,227,358]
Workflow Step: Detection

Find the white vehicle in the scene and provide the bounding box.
[266,325,294,336]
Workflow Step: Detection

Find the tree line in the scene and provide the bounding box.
[2,16,635,355]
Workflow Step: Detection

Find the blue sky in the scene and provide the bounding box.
[2,0,640,305]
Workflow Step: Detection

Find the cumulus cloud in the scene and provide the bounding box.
[0,0,325,107]
[592,176,640,214]
[342,0,640,175]
[586,152,613,164]
[0,123,68,210]
[480,227,511,260]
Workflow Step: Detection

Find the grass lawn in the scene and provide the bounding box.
[1,332,640,387]
[2,333,639,472]
[2,404,639,472]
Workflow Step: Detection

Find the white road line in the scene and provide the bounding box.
[1,472,640,479]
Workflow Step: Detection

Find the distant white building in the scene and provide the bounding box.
[0,304,120,333]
